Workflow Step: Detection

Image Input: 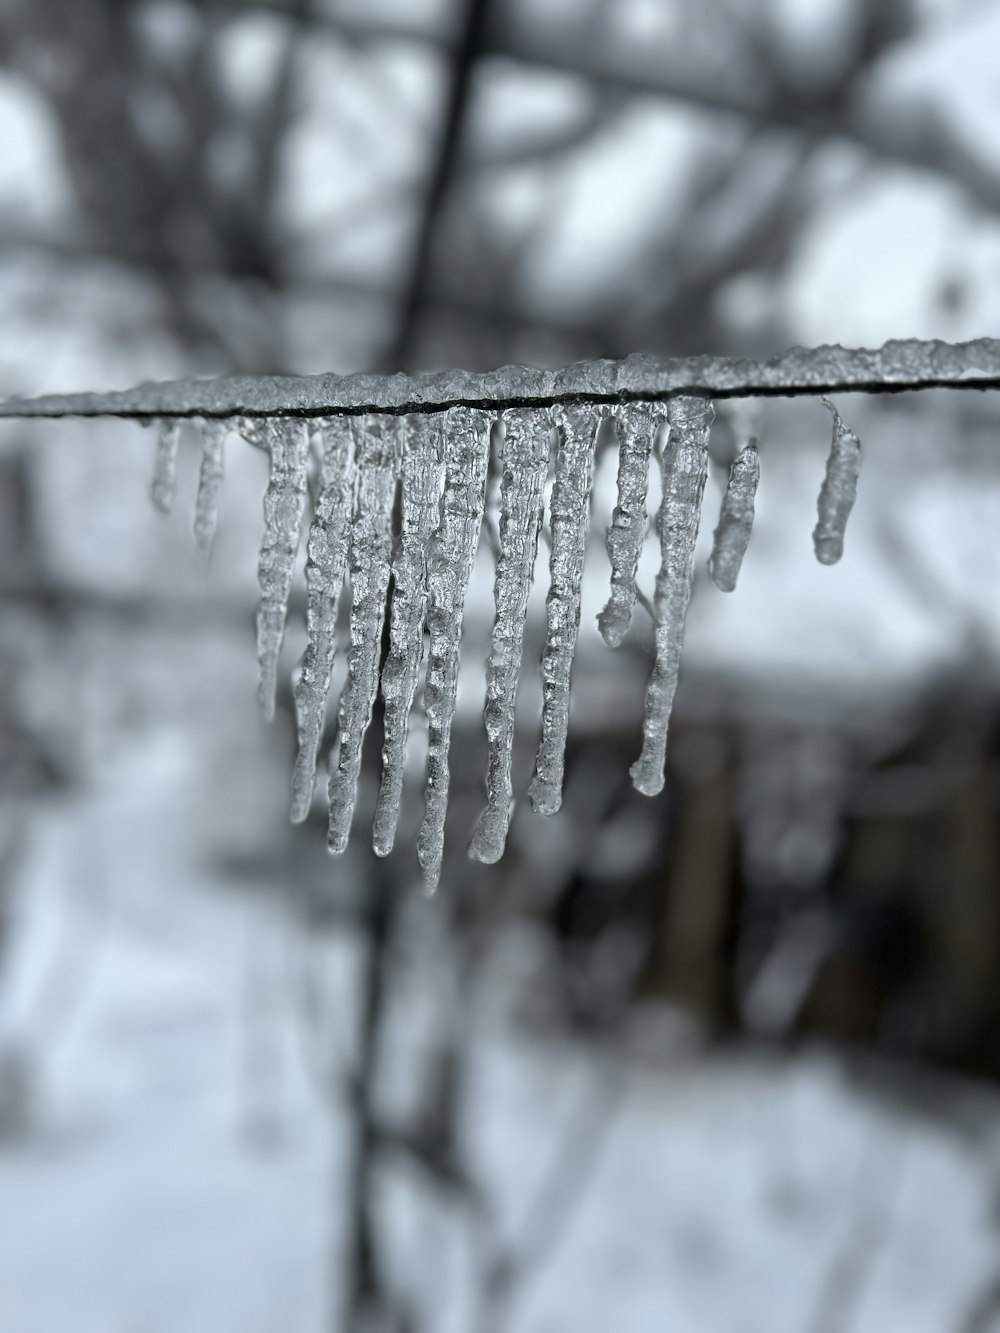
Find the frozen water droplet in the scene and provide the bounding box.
[708,439,759,593]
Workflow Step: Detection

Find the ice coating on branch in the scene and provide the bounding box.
[470,409,550,865]
[373,415,446,857]
[256,419,310,721]
[417,407,491,893]
[150,418,181,514]
[529,404,599,815]
[708,440,759,593]
[812,397,861,566]
[631,396,713,797]
[193,418,229,559]
[8,338,999,421]
[328,415,400,854]
[290,419,355,823]
[598,406,654,647]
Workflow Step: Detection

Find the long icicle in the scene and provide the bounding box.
[469,408,550,865]
[373,414,446,856]
[192,418,229,559]
[812,396,861,565]
[708,439,759,592]
[256,418,310,722]
[417,407,491,893]
[150,418,181,514]
[631,395,713,797]
[290,419,355,823]
[328,415,400,854]
[529,404,599,816]
[597,405,654,647]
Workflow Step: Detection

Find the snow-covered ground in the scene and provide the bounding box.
[1,736,999,1333]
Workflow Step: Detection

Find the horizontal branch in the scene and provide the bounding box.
[1,339,999,423]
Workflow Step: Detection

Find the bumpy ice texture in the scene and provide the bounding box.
[812,397,861,566]
[631,395,713,797]
[530,404,599,815]
[291,419,355,822]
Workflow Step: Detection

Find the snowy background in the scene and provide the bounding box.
[3,1,1000,1330]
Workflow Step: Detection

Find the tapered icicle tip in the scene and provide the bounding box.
[468,408,549,866]
[629,395,713,798]
[812,396,861,566]
[708,439,759,594]
[150,418,181,515]
[372,415,445,858]
[327,415,401,856]
[417,407,492,893]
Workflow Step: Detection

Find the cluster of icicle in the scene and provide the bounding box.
[147,393,859,892]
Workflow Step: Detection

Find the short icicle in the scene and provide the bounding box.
[373,415,445,857]
[708,439,759,592]
[417,407,491,893]
[256,418,310,722]
[470,408,550,865]
[290,419,355,823]
[529,404,600,816]
[327,415,400,855]
[812,396,861,565]
[630,395,714,798]
[150,418,181,514]
[192,418,229,559]
[597,405,655,647]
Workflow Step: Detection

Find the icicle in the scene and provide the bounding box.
[256,418,310,722]
[417,407,491,893]
[529,404,599,816]
[150,418,181,514]
[812,397,861,565]
[192,418,229,559]
[631,395,713,798]
[469,408,549,865]
[708,439,759,593]
[290,419,355,823]
[598,405,655,647]
[327,415,400,855]
[373,415,446,857]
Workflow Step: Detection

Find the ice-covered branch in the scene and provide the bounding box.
[2,338,999,423]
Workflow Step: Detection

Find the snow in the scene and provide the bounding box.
[0,745,998,1332]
